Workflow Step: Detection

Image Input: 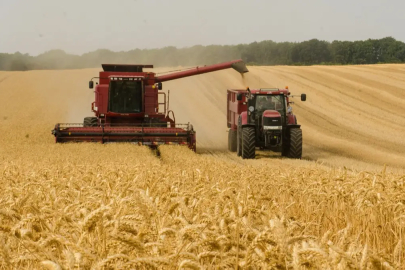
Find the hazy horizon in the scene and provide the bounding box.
[1,0,404,56]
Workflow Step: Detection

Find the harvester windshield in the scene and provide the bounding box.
[109,80,143,113]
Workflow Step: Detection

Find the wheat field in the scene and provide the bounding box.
[0,65,405,269]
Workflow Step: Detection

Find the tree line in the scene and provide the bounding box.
[1,37,405,71]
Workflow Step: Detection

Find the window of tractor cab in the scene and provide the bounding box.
[254,94,285,112]
[108,80,143,113]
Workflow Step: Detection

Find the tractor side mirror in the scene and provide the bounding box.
[157,82,162,90]
[301,94,306,101]
[89,81,94,89]
[237,93,242,101]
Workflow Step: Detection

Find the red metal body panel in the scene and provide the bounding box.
[262,110,281,118]
[262,110,281,127]
[94,85,108,114]
[227,90,247,130]
[287,114,297,124]
[240,111,249,125]
[144,85,158,115]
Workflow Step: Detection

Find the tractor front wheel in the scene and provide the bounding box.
[284,128,302,159]
[241,127,255,159]
[228,129,237,152]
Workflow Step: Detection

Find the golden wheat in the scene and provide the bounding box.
[1,65,405,268]
[1,144,402,268]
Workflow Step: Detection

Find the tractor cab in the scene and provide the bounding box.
[242,90,288,127]
[247,94,286,148]
[255,95,284,112]
[250,94,286,124]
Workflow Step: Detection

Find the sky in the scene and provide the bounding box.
[0,0,404,56]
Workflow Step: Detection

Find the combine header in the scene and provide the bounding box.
[52,60,248,151]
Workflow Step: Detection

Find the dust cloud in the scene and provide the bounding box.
[239,72,267,89]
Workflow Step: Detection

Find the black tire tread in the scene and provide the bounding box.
[83,117,98,127]
[287,128,302,159]
[242,127,255,159]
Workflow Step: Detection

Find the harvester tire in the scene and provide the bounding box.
[83,117,98,127]
[241,127,255,159]
[287,128,302,159]
[228,129,237,152]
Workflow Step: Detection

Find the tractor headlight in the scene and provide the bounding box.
[263,126,282,130]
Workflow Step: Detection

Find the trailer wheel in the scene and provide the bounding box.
[282,131,290,157]
[242,127,255,159]
[287,128,302,159]
[281,140,289,157]
[236,127,242,156]
[228,129,237,152]
[84,117,98,127]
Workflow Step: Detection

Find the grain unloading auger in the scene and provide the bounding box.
[52,60,248,151]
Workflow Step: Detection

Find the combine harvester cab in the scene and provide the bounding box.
[227,87,306,159]
[52,60,248,151]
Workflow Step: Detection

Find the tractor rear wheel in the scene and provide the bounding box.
[83,117,98,127]
[241,127,255,159]
[286,128,302,159]
[228,129,237,152]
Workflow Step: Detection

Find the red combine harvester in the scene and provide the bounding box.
[52,60,248,151]
[227,87,306,159]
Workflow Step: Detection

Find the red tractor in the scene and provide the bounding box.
[227,87,306,159]
[52,60,248,151]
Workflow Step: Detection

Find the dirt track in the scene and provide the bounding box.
[1,64,405,171]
